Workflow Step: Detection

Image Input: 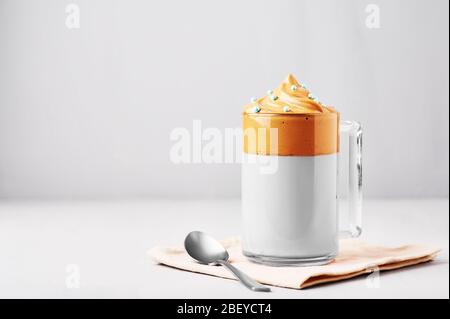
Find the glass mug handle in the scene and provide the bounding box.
[338,120,363,238]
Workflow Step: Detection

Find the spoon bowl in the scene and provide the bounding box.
[184,231,271,292]
[184,231,229,264]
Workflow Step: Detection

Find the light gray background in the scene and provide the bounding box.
[0,0,448,199]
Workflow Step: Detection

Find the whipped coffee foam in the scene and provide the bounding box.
[243,74,339,156]
[244,74,335,115]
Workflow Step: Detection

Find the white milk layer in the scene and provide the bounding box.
[241,153,338,259]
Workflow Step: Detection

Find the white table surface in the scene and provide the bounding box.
[0,199,448,299]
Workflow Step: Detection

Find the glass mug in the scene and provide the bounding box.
[241,116,363,266]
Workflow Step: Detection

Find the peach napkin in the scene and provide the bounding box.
[149,238,440,289]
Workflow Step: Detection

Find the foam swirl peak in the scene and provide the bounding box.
[244,74,336,115]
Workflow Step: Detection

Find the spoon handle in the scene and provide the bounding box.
[217,260,271,292]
